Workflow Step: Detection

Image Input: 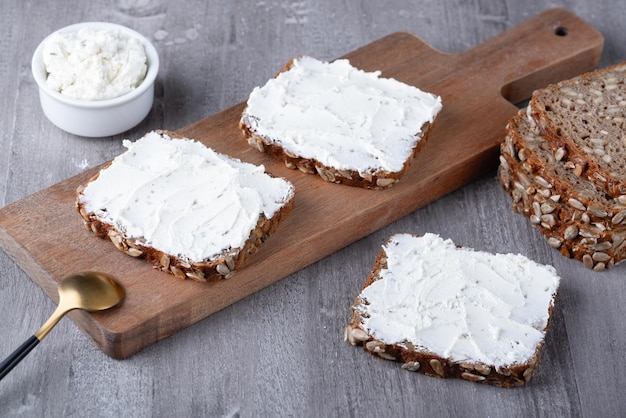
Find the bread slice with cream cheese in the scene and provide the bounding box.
[346,233,561,387]
[76,130,295,282]
[240,56,442,189]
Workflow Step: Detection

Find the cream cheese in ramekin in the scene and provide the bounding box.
[42,27,147,101]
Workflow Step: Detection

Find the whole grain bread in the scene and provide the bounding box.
[498,111,626,271]
[76,130,295,283]
[346,233,560,388]
[240,56,441,190]
[499,155,626,271]
[528,62,626,199]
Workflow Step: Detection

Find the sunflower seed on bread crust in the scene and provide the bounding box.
[347,233,560,388]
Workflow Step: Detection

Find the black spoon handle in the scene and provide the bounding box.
[0,335,40,381]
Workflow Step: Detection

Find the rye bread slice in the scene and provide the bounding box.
[528,62,626,199]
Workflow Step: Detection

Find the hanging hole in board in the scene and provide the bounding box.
[554,26,568,36]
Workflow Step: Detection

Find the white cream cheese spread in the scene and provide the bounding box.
[242,56,442,174]
[43,27,147,100]
[78,131,294,262]
[356,233,560,368]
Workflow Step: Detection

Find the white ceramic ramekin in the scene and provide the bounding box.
[31,22,159,138]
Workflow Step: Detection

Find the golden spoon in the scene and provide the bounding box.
[0,272,125,380]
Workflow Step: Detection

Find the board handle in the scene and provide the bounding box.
[463,8,604,104]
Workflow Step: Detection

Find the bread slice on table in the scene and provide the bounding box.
[499,111,626,271]
[346,233,561,388]
[239,56,442,189]
[528,62,626,199]
[76,130,295,282]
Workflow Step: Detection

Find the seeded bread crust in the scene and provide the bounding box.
[499,155,626,271]
[499,112,626,271]
[528,62,626,198]
[239,58,439,190]
[345,237,555,388]
[76,130,295,283]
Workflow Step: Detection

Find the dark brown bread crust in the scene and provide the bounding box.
[240,58,439,190]
[345,236,555,388]
[498,113,626,271]
[528,62,626,199]
[76,130,295,283]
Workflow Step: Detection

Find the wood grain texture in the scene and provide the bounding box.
[0,9,603,360]
[1,1,625,417]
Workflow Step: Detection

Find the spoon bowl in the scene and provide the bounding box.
[60,272,125,311]
[0,272,125,381]
[35,272,125,341]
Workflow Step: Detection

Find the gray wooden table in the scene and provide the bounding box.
[1,1,625,417]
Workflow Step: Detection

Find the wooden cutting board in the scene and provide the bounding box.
[0,8,604,359]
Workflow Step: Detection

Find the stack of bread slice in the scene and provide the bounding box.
[499,63,626,271]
